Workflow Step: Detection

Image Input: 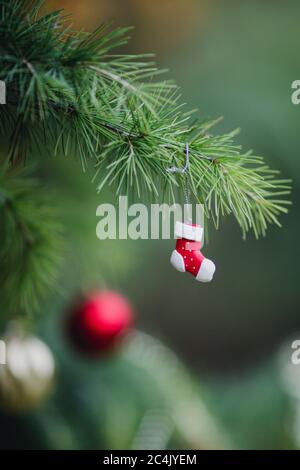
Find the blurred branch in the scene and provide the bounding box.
[0,167,62,319]
[123,331,231,449]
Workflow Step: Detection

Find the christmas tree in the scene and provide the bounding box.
[0,0,294,450]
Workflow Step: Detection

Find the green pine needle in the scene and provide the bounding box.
[0,0,292,247]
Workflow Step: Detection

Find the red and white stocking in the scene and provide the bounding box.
[170,221,216,282]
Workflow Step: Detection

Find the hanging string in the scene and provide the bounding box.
[167,144,192,221]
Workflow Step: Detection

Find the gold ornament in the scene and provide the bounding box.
[0,332,55,412]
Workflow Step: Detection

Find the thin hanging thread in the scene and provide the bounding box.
[167,143,191,206]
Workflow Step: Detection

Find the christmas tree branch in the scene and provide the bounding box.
[0,0,291,239]
[0,168,62,319]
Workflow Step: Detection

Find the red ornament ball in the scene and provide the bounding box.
[66,290,134,356]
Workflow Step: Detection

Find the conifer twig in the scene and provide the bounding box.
[0,0,291,239]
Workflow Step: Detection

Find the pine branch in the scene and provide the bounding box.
[0,0,291,238]
[0,167,62,319]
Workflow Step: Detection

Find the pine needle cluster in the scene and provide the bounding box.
[0,0,291,316]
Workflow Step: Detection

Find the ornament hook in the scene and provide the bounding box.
[167,143,190,174]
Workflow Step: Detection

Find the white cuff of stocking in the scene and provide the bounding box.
[175,221,203,241]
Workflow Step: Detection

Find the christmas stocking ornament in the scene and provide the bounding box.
[167,143,216,282]
[170,221,216,282]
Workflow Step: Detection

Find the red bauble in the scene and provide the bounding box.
[66,290,133,356]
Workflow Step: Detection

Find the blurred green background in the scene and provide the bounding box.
[1,0,300,450]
